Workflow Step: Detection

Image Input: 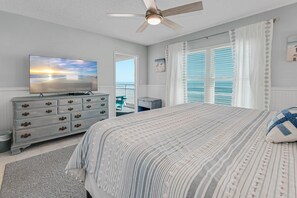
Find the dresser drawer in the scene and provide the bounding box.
[58,104,82,113]
[15,100,57,110]
[98,108,108,116]
[83,102,108,110]
[16,114,70,130]
[72,110,102,121]
[16,107,57,119]
[83,96,108,103]
[72,117,103,131]
[59,98,82,106]
[98,101,108,108]
[82,108,108,116]
[16,123,71,143]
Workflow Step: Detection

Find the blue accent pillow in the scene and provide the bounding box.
[266,107,297,143]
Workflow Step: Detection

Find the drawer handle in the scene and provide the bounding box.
[74,114,81,118]
[86,105,92,109]
[21,122,31,127]
[74,124,82,128]
[59,126,67,131]
[68,100,74,104]
[22,112,30,116]
[86,99,91,102]
[45,102,52,106]
[100,97,105,101]
[101,103,105,107]
[21,104,30,108]
[46,109,53,113]
[59,116,67,121]
[68,107,74,111]
[21,133,31,139]
[100,110,106,114]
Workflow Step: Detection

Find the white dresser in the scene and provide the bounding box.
[11,93,109,154]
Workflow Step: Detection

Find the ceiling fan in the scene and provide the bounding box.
[107,0,203,33]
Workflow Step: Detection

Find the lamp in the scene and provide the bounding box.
[146,14,162,25]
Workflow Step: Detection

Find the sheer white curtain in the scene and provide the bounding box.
[230,20,273,110]
[165,42,187,106]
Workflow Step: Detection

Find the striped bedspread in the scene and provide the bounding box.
[66,103,297,198]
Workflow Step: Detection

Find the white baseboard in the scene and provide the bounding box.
[0,85,296,130]
[0,88,31,131]
[146,85,297,111]
[147,84,166,107]
[0,86,117,130]
[270,87,297,111]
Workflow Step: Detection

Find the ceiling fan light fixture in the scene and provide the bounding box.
[146,14,162,25]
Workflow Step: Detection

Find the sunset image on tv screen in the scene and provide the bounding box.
[30,56,98,93]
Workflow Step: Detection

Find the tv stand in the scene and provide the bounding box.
[11,93,109,154]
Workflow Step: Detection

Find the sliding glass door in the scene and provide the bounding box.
[115,53,137,116]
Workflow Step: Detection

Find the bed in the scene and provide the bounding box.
[66,103,297,198]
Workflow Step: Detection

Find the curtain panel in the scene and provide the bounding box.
[230,20,274,110]
[165,42,188,106]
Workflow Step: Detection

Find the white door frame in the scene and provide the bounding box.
[114,51,138,113]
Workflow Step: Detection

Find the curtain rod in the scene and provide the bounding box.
[187,17,279,43]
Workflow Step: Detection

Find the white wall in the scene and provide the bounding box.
[0,11,148,130]
[1,4,297,131]
[147,3,297,107]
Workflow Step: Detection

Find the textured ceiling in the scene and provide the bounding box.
[0,0,296,46]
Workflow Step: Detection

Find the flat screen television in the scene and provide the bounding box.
[29,56,98,94]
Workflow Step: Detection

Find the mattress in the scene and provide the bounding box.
[66,103,297,198]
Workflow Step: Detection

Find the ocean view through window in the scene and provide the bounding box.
[187,45,234,106]
[116,82,135,105]
[116,58,135,105]
[187,51,206,103]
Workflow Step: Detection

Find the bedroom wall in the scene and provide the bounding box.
[0,11,148,130]
[147,3,297,109]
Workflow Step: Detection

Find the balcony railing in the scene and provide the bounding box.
[116,83,135,107]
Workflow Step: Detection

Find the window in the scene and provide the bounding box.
[187,45,234,106]
[187,51,206,103]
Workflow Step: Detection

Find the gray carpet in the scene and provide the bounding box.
[0,145,86,198]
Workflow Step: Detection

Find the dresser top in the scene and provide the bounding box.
[11,93,109,102]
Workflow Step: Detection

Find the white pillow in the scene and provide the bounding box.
[266,107,297,143]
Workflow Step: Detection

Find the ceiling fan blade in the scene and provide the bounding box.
[143,0,157,11]
[162,1,203,17]
[107,13,144,18]
[161,18,182,31]
[136,21,149,33]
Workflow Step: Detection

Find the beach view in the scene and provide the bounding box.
[116,58,135,105]
[187,47,233,105]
